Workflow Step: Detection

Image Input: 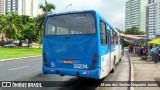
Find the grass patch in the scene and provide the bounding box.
[0,48,42,60]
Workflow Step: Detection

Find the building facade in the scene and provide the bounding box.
[146,0,160,38]
[0,0,5,14]
[19,0,39,17]
[5,0,18,14]
[125,0,148,32]
[125,0,131,29]
[0,0,40,17]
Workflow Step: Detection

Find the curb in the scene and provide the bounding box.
[127,52,134,90]
[0,55,42,62]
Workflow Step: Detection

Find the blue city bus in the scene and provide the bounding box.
[42,10,122,79]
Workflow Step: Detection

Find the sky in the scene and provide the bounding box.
[38,0,127,31]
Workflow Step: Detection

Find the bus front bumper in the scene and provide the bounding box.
[42,66,100,79]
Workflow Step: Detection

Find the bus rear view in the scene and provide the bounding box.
[42,11,100,79]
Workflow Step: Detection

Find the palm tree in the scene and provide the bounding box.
[0,14,6,47]
[2,13,20,39]
[36,0,56,48]
[0,13,22,48]
[40,0,56,15]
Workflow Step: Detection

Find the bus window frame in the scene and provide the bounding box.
[108,31,111,50]
[44,12,97,36]
[100,19,107,46]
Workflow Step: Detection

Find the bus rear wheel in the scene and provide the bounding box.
[111,64,115,73]
[119,52,123,61]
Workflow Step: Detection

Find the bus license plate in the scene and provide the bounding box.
[64,60,72,64]
[74,64,88,69]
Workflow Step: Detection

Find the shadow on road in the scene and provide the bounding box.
[57,77,104,90]
[17,72,104,90]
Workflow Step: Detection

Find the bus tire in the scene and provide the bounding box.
[111,57,116,73]
[119,56,122,61]
[119,58,121,61]
[119,52,123,61]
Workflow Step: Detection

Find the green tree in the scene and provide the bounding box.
[14,15,38,48]
[1,13,20,39]
[115,28,124,33]
[125,27,145,35]
[22,23,37,48]
[36,0,56,48]
[14,15,32,46]
[0,14,6,47]
[39,0,56,15]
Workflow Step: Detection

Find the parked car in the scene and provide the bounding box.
[22,43,28,47]
[4,44,17,48]
[22,43,32,47]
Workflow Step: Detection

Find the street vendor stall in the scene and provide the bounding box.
[147,38,160,61]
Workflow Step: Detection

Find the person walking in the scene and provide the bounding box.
[154,44,159,63]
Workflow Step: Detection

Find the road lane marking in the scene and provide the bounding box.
[8,66,29,71]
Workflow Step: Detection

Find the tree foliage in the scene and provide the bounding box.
[36,0,56,48]
[39,0,56,15]
[0,0,56,48]
[0,13,36,48]
[125,27,145,35]
[115,28,124,33]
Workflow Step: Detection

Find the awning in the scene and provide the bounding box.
[148,38,160,44]
[120,33,142,40]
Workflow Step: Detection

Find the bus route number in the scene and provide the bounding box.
[74,64,88,69]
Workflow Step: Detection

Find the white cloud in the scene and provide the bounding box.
[38,0,126,30]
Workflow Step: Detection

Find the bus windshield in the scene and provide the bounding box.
[45,13,96,36]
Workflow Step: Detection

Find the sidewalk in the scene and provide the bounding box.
[128,52,160,90]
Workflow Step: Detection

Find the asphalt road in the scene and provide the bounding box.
[0,52,130,90]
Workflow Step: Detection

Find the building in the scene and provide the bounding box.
[5,0,19,14]
[18,0,40,17]
[19,0,39,17]
[0,0,40,17]
[125,0,131,29]
[146,0,160,39]
[0,0,5,14]
[125,0,148,32]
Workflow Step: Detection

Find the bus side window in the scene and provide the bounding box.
[112,29,117,45]
[100,20,106,45]
[106,32,108,44]
[106,31,110,50]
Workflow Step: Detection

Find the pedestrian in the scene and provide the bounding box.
[150,45,153,50]
[131,44,133,53]
[140,45,144,56]
[128,44,131,52]
[133,45,135,53]
[154,44,159,63]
